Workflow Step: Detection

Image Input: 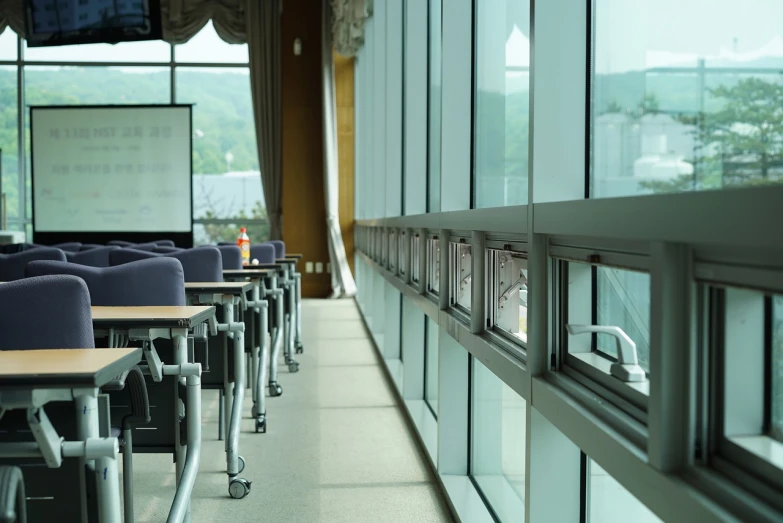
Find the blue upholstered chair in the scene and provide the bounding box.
[65,246,119,268]
[107,240,135,247]
[154,240,176,247]
[110,247,223,283]
[266,240,285,259]
[129,242,159,252]
[27,257,185,306]
[51,242,82,252]
[79,243,104,251]
[0,466,26,523]
[0,248,66,281]
[250,244,276,264]
[0,275,94,349]
[152,246,184,254]
[216,245,242,270]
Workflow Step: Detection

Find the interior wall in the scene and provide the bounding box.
[334,52,356,276]
[281,0,331,297]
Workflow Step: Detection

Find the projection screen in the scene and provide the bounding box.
[31,105,192,240]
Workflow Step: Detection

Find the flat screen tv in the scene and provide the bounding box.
[24,0,162,47]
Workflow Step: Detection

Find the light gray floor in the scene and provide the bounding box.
[128,298,453,522]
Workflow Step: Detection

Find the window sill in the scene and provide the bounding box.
[571,352,650,397]
[732,435,783,470]
[472,474,525,523]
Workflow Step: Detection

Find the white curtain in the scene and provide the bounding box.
[322,0,356,298]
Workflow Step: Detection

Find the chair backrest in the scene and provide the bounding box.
[153,246,184,254]
[131,242,159,251]
[154,240,176,247]
[65,246,119,268]
[52,242,82,252]
[26,258,186,306]
[107,240,135,247]
[110,247,223,282]
[267,240,285,258]
[250,244,276,264]
[0,243,43,255]
[79,243,104,251]
[0,275,95,350]
[0,248,66,281]
[215,245,242,270]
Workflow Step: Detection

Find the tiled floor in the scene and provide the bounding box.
[129,299,453,522]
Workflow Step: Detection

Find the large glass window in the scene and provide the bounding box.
[471,359,525,522]
[592,0,783,197]
[588,459,661,522]
[0,65,19,225]
[427,0,442,212]
[24,39,170,63]
[175,67,265,245]
[488,248,528,345]
[451,242,472,311]
[0,29,17,60]
[473,0,530,208]
[425,317,439,416]
[174,21,249,64]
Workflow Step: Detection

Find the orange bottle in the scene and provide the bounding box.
[237,227,250,266]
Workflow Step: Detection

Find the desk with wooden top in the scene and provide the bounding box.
[91,305,217,520]
[0,347,142,523]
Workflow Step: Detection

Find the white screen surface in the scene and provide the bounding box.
[32,106,192,232]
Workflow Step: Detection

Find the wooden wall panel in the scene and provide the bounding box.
[281,0,330,297]
[334,53,355,276]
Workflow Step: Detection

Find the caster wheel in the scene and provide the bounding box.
[255,417,267,433]
[288,361,299,373]
[237,455,246,473]
[228,478,251,499]
[295,343,304,354]
[269,383,283,397]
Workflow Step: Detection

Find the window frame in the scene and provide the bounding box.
[485,239,530,357]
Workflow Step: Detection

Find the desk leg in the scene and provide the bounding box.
[253,299,269,433]
[284,279,299,373]
[75,390,121,522]
[268,278,283,397]
[294,272,304,354]
[225,302,251,499]
[173,334,191,523]
[167,371,202,523]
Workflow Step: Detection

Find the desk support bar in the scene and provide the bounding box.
[167,372,201,523]
[251,298,269,433]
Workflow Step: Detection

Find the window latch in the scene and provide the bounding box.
[565,324,646,383]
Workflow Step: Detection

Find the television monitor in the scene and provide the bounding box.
[24,0,162,47]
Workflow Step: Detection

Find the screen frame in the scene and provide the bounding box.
[24,0,163,48]
[30,104,194,248]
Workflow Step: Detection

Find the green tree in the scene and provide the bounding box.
[199,200,269,246]
[642,76,783,193]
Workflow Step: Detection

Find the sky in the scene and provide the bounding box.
[0,20,248,66]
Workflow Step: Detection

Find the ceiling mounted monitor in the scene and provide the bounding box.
[24,0,162,48]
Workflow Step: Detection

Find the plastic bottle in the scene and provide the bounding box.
[237,227,250,266]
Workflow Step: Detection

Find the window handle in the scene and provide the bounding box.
[565,324,647,383]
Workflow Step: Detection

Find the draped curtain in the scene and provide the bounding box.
[321,0,356,297]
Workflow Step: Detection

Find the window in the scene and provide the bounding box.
[0,29,17,60]
[471,358,525,522]
[427,0,442,212]
[587,458,661,522]
[175,66,263,244]
[389,229,397,272]
[427,236,440,295]
[488,248,528,345]
[175,20,248,64]
[24,39,170,63]
[473,0,530,208]
[591,0,783,198]
[564,261,650,405]
[398,229,406,276]
[411,232,421,283]
[451,241,472,311]
[425,317,439,416]
[717,287,783,497]
[0,66,19,225]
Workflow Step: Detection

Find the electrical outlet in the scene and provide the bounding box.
[305,261,314,273]
[315,262,323,273]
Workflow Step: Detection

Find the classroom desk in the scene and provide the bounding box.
[91,306,215,522]
[0,347,141,523]
[221,269,284,427]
